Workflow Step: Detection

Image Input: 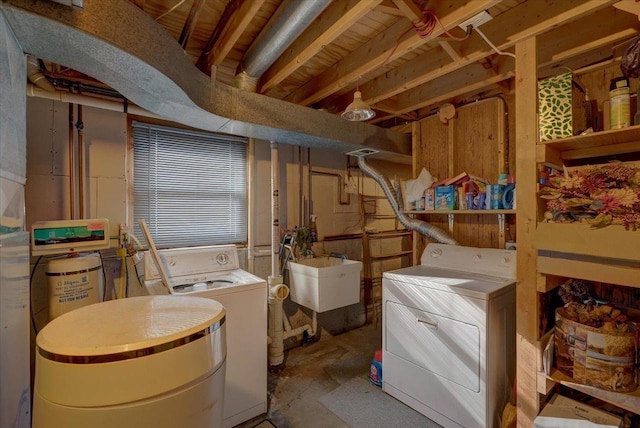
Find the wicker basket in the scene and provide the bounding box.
[555,307,637,392]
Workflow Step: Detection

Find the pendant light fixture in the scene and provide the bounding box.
[341,80,375,121]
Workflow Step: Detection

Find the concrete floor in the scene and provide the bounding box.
[236,323,439,428]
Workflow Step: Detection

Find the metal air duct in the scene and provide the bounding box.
[234,0,331,92]
[1,0,410,163]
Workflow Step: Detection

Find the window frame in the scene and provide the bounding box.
[128,119,248,249]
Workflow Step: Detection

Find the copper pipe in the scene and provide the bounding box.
[77,104,84,218]
[68,103,76,219]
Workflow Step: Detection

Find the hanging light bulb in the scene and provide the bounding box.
[341,80,375,121]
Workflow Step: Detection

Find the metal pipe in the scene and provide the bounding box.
[68,103,75,220]
[356,155,458,245]
[234,0,331,90]
[27,84,163,119]
[77,104,84,218]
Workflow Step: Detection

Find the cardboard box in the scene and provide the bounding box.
[434,186,456,210]
[424,188,435,211]
[534,394,622,427]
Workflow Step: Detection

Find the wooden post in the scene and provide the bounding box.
[515,37,540,427]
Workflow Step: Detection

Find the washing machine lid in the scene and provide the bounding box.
[36,295,225,357]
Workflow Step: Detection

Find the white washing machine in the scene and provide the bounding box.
[33,295,226,428]
[140,245,268,428]
[382,243,516,428]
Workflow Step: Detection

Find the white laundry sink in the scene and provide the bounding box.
[288,257,362,312]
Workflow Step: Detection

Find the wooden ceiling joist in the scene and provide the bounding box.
[350,0,620,110]
[178,0,206,48]
[197,0,266,74]
[259,0,382,94]
[397,56,515,114]
[283,0,502,107]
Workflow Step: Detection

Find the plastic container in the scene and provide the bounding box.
[369,349,383,386]
[46,253,104,321]
[609,76,630,129]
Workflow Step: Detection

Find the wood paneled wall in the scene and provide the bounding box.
[412,97,513,253]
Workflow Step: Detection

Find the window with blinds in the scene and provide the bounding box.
[132,121,248,248]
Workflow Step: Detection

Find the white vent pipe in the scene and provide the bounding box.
[268,142,289,367]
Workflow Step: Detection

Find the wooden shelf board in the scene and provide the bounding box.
[537,125,640,163]
[547,369,640,414]
[404,209,515,215]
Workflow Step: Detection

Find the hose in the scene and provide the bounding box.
[357,155,457,245]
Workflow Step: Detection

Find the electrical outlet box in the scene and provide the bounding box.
[458,11,492,31]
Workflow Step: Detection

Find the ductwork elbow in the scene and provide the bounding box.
[357,155,458,245]
[26,55,55,92]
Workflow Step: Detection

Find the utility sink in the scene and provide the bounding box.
[288,257,362,312]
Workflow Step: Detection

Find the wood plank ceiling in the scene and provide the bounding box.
[58,0,640,128]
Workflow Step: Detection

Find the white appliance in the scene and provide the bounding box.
[31,219,110,320]
[141,244,268,428]
[0,231,31,427]
[32,295,226,428]
[382,243,516,428]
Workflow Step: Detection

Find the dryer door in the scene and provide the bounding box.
[385,301,480,391]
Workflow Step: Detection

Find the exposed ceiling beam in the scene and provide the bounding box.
[197,0,265,74]
[259,0,382,94]
[536,7,639,69]
[439,40,462,61]
[391,0,422,22]
[396,56,515,114]
[347,0,619,110]
[178,0,206,48]
[375,0,406,17]
[389,3,633,116]
[283,0,502,106]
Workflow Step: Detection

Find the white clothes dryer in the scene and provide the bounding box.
[140,245,268,428]
[382,243,516,428]
[33,295,226,428]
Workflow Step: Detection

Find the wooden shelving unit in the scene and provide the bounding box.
[546,369,640,415]
[535,126,640,413]
[405,209,515,249]
[537,125,640,166]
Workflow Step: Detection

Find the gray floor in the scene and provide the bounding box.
[237,323,440,428]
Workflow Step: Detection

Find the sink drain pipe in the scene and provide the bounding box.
[356,154,458,245]
[268,141,289,368]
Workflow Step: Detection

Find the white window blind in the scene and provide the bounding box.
[132,121,247,248]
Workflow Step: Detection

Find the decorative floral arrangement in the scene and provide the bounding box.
[540,162,640,230]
